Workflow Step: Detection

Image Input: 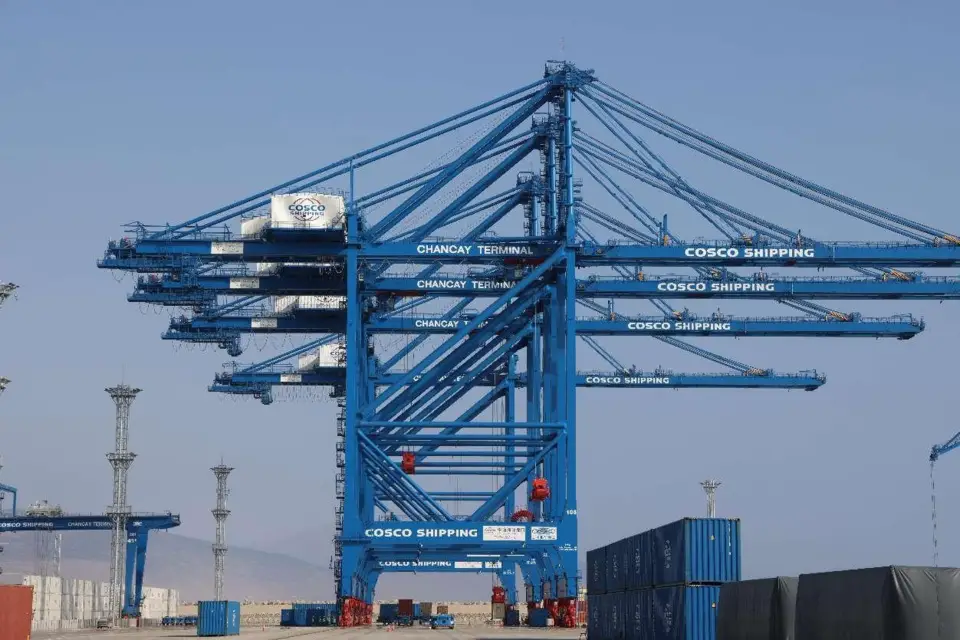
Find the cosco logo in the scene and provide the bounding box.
[364,528,413,538]
[657,282,706,292]
[684,247,740,258]
[627,322,671,330]
[288,197,327,222]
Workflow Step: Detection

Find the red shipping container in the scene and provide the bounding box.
[398,599,414,617]
[0,585,33,640]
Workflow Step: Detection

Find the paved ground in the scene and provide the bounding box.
[34,626,584,640]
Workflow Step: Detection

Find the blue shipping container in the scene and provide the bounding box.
[651,518,741,586]
[588,595,603,637]
[528,607,551,627]
[293,608,309,626]
[587,546,607,594]
[624,589,653,640]
[603,591,627,640]
[379,603,398,621]
[625,530,654,591]
[606,538,629,593]
[651,585,720,640]
[280,609,293,627]
[196,600,241,637]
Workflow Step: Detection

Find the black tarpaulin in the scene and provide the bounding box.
[795,565,960,640]
[716,576,797,640]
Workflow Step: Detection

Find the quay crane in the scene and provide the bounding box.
[98,61,960,625]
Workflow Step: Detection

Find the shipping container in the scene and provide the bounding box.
[650,518,741,586]
[436,604,449,615]
[528,607,551,627]
[293,608,308,626]
[588,595,603,637]
[650,585,720,640]
[197,600,241,637]
[588,547,607,594]
[379,603,399,621]
[240,215,269,236]
[607,537,629,593]
[271,193,346,229]
[716,576,797,640]
[602,591,627,640]
[0,585,32,640]
[420,601,433,617]
[624,589,652,640]
[280,609,294,626]
[398,598,414,617]
[795,566,960,640]
[504,609,521,626]
[626,530,654,591]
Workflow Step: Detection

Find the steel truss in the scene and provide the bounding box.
[98,61,960,625]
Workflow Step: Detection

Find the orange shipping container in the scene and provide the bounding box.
[0,585,33,640]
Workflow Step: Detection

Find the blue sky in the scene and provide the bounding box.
[2,0,960,591]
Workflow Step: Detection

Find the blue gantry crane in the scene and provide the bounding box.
[0,484,179,619]
[98,61,959,625]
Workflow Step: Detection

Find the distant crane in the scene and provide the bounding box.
[929,432,960,566]
[701,479,721,517]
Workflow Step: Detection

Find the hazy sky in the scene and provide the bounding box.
[2,0,960,593]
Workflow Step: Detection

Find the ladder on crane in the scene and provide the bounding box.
[929,432,960,566]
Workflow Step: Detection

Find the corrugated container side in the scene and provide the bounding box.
[224,601,240,635]
[650,585,720,640]
[603,591,626,640]
[626,531,654,591]
[624,589,652,640]
[280,609,294,626]
[398,599,414,617]
[651,518,741,586]
[197,600,241,636]
[605,538,628,593]
[420,601,433,617]
[587,547,607,594]
[0,585,33,640]
[587,595,603,638]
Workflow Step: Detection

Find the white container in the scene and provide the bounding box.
[274,295,297,314]
[275,295,345,314]
[270,192,345,229]
[297,295,345,310]
[297,343,344,370]
[240,215,269,236]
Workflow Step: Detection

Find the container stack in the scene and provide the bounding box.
[716,576,797,640]
[717,566,960,640]
[587,517,741,640]
[279,602,338,627]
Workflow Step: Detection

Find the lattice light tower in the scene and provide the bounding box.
[212,461,233,601]
[701,479,721,518]
[105,384,140,620]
